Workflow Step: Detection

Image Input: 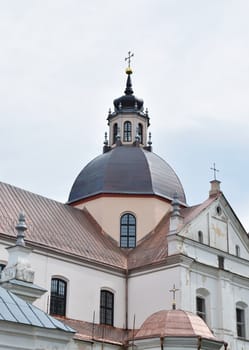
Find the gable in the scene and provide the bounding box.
[178,194,249,270]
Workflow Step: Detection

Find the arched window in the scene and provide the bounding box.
[100,290,114,326]
[196,296,206,321]
[236,302,247,338]
[49,278,67,316]
[138,123,143,144]
[235,245,240,257]
[0,263,6,278]
[198,230,203,243]
[124,121,132,142]
[113,123,118,144]
[120,213,136,248]
[196,288,210,324]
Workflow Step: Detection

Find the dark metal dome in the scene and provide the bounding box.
[68,146,186,204]
[113,72,144,112]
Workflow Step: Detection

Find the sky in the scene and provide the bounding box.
[0,1,249,231]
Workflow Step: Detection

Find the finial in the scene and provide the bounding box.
[148,132,152,146]
[108,108,111,115]
[15,212,27,246]
[125,51,134,74]
[169,284,179,310]
[135,126,140,144]
[210,162,219,180]
[145,108,148,116]
[171,192,181,217]
[103,132,108,146]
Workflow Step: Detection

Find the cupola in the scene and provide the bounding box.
[107,53,150,147]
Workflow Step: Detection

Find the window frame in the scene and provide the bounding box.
[235,245,240,257]
[113,123,118,144]
[49,277,67,317]
[124,121,132,142]
[120,213,136,248]
[138,123,143,144]
[196,296,206,321]
[198,230,203,243]
[236,302,247,338]
[100,290,114,326]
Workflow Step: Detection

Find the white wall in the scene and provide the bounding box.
[30,250,127,328]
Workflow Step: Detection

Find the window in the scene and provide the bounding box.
[120,213,136,248]
[49,278,67,316]
[218,255,224,269]
[138,123,143,144]
[236,308,245,338]
[100,290,114,326]
[235,245,240,257]
[196,296,206,321]
[198,230,203,243]
[113,123,118,144]
[124,121,132,142]
[0,263,6,278]
[216,206,222,216]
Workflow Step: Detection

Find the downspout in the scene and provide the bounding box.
[198,336,202,350]
[125,268,128,330]
[160,337,164,350]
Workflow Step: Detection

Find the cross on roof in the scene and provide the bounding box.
[169,284,179,310]
[125,51,134,68]
[210,162,219,180]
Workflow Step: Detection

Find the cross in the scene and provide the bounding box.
[210,162,219,180]
[125,51,134,68]
[169,284,179,310]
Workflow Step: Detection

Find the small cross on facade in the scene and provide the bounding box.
[125,51,134,68]
[210,162,219,180]
[169,284,179,310]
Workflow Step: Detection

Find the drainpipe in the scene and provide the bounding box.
[198,336,202,350]
[125,268,128,330]
[160,337,164,350]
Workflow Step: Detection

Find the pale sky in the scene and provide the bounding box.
[0,1,249,230]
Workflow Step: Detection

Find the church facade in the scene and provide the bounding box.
[0,60,248,350]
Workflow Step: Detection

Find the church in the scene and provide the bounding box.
[0,56,248,350]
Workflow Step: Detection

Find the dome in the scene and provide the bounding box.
[68,146,186,204]
[135,309,215,339]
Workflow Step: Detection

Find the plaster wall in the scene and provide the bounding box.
[181,200,249,260]
[0,240,9,266]
[29,251,126,328]
[77,196,171,243]
[0,322,75,350]
[127,266,181,328]
[188,264,249,349]
[109,113,148,146]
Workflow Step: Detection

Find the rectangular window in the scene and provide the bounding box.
[196,296,206,321]
[218,255,224,269]
[236,308,245,338]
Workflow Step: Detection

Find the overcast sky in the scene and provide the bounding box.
[1,1,249,230]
